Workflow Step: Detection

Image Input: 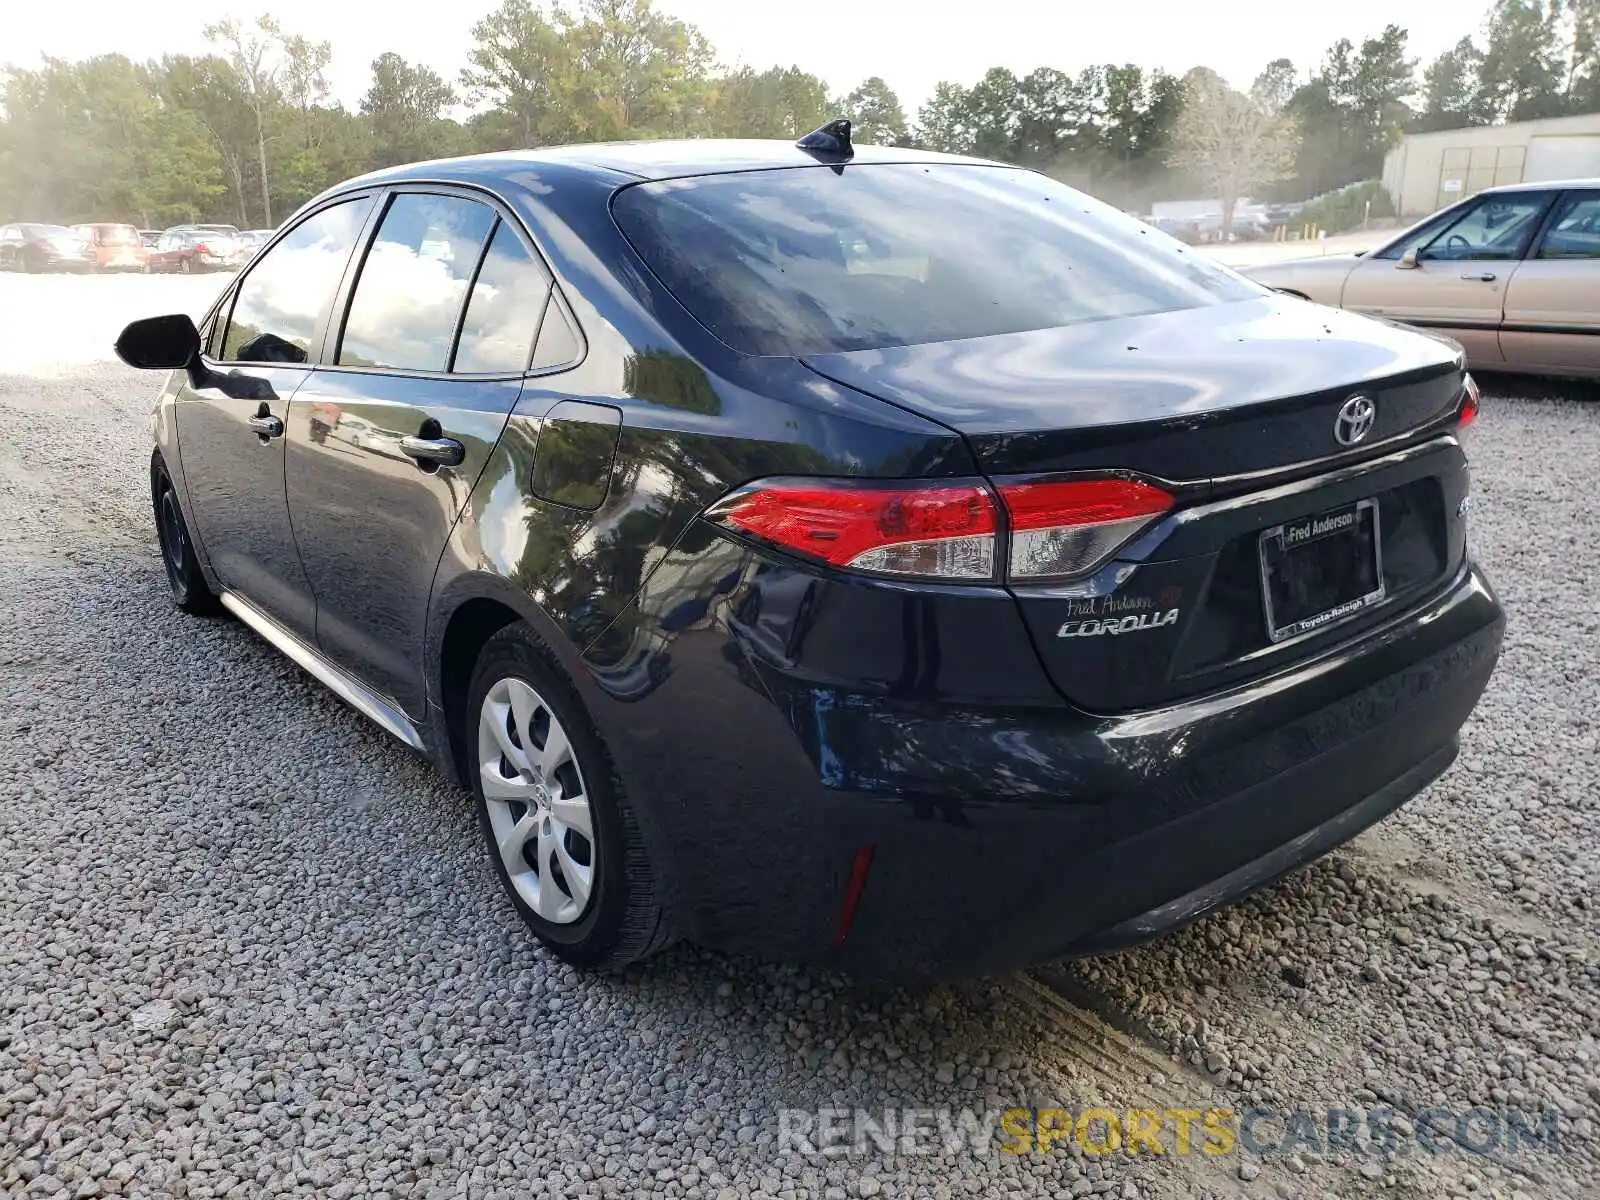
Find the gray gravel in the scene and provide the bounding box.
[1,274,1597,1200]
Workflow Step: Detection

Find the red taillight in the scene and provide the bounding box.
[709,474,1174,583]
[1458,372,1480,430]
[998,477,1174,579]
[194,241,211,254]
[709,479,999,579]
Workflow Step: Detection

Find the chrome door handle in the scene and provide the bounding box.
[1461,271,1497,281]
[247,413,284,438]
[400,435,465,467]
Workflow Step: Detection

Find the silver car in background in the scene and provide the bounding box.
[1247,180,1600,379]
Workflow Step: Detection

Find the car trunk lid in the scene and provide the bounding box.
[800,296,1463,481]
[801,297,1469,711]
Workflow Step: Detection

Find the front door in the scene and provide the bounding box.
[286,190,564,717]
[177,195,375,641]
[1340,190,1555,366]
[1500,190,1600,376]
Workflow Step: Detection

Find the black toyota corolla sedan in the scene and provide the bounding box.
[115,124,1503,981]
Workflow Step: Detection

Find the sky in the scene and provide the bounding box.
[7,0,1482,116]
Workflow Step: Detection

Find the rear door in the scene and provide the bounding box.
[285,186,575,718]
[1499,189,1600,377]
[1339,190,1556,364]
[177,194,375,640]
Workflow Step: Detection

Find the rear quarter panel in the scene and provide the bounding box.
[424,161,974,766]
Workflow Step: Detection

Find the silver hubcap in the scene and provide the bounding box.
[477,677,595,925]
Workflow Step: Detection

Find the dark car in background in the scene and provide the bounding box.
[0,223,95,272]
[71,222,149,271]
[113,129,1503,982]
[147,226,241,273]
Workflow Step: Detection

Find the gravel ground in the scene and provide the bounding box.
[0,274,1596,1200]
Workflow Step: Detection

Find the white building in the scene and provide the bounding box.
[1382,111,1600,216]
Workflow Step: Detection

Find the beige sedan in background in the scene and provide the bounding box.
[1247,180,1600,379]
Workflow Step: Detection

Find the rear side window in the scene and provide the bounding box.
[612,164,1259,356]
[339,193,497,371]
[222,198,371,363]
[452,221,554,373]
[1536,192,1600,259]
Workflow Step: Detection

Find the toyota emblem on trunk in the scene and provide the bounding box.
[1334,394,1377,446]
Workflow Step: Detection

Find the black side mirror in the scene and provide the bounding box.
[114,314,200,370]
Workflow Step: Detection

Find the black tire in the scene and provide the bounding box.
[466,623,670,970]
[151,456,220,615]
[179,257,192,275]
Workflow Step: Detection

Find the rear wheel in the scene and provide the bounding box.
[178,257,192,275]
[467,623,669,970]
[152,457,219,615]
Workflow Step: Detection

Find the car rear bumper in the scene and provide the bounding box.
[593,553,1502,982]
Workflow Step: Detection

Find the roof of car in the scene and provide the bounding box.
[345,138,1003,189]
[1482,177,1600,194]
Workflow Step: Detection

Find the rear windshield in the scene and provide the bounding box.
[96,225,139,245]
[611,164,1260,356]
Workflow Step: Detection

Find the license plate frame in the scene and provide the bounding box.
[1258,498,1385,643]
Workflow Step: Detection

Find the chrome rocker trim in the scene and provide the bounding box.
[218,591,426,751]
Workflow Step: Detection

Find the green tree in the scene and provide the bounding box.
[569,0,714,139]
[1415,37,1489,130]
[1476,0,1567,120]
[839,76,907,146]
[461,0,713,145]
[0,56,230,225]
[913,81,975,153]
[961,67,1024,160]
[460,0,579,146]
[158,54,259,225]
[1286,27,1414,199]
[706,66,829,139]
[1010,67,1073,166]
[1572,0,1600,108]
[1169,67,1298,234]
[1251,58,1299,114]
[204,15,285,226]
[362,52,458,167]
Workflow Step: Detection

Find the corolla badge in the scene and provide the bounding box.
[1334,394,1377,446]
[1057,609,1180,638]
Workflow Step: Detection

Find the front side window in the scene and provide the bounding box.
[452,221,554,374]
[1418,193,1550,261]
[222,198,371,364]
[1536,192,1600,259]
[338,192,496,372]
[612,164,1261,356]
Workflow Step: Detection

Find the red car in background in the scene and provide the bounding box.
[70,223,148,271]
[146,226,243,273]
